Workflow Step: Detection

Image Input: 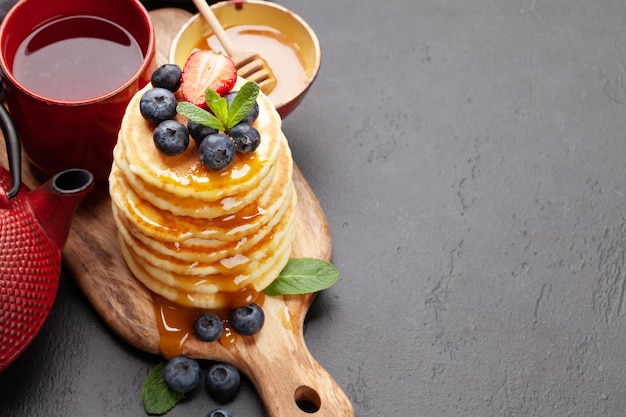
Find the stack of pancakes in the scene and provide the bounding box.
[109,81,296,309]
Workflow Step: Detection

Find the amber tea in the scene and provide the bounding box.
[12,15,144,101]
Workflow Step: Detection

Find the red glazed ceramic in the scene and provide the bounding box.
[0,105,94,372]
[0,0,156,181]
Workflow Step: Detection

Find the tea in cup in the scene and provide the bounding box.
[0,0,156,181]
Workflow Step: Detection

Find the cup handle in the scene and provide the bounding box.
[0,101,21,198]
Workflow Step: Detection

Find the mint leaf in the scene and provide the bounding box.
[205,88,222,104]
[176,101,224,131]
[226,81,260,129]
[177,82,260,133]
[264,258,339,296]
[142,362,184,415]
[205,89,228,124]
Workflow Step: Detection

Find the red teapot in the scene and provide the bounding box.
[0,104,94,371]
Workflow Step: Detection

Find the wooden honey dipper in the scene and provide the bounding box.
[192,0,277,95]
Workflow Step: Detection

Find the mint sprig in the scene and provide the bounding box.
[264,258,340,296]
[226,82,260,128]
[205,88,228,123]
[176,101,223,130]
[141,362,184,415]
[176,81,260,132]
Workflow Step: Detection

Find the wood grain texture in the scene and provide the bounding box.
[150,7,193,66]
[0,8,353,417]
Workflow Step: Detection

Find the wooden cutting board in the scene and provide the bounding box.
[0,8,354,417]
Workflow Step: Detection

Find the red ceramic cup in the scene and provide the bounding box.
[0,0,156,181]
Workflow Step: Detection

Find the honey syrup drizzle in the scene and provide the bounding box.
[156,147,262,191]
[153,286,265,358]
[195,24,308,106]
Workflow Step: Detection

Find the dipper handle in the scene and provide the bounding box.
[192,0,237,55]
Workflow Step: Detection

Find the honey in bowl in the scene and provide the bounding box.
[192,24,308,107]
[170,1,321,118]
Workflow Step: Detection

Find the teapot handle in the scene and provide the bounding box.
[0,101,21,198]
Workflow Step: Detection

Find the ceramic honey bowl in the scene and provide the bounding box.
[169,0,321,118]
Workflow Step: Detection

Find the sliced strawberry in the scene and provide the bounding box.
[180,50,237,107]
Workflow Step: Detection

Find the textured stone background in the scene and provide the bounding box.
[3,0,626,416]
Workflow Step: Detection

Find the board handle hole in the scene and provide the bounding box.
[295,385,321,413]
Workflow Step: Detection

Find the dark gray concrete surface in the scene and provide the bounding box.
[3,0,626,416]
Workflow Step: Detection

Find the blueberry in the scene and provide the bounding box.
[229,303,264,336]
[151,64,182,92]
[153,120,189,155]
[194,312,223,342]
[198,134,235,171]
[226,91,259,123]
[187,120,218,144]
[162,356,201,393]
[229,123,261,154]
[140,87,178,125]
[205,363,241,402]
[206,408,234,417]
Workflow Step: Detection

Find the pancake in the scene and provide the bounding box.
[113,135,284,219]
[116,80,282,201]
[110,78,297,310]
[110,139,293,242]
[119,203,295,293]
[113,190,295,274]
[112,183,294,263]
[117,220,295,309]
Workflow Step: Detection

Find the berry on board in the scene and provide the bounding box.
[162,355,201,393]
[206,408,234,417]
[205,362,241,402]
[229,303,264,336]
[194,312,223,342]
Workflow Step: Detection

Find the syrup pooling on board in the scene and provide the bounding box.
[154,287,265,357]
[154,294,200,358]
[195,24,308,105]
